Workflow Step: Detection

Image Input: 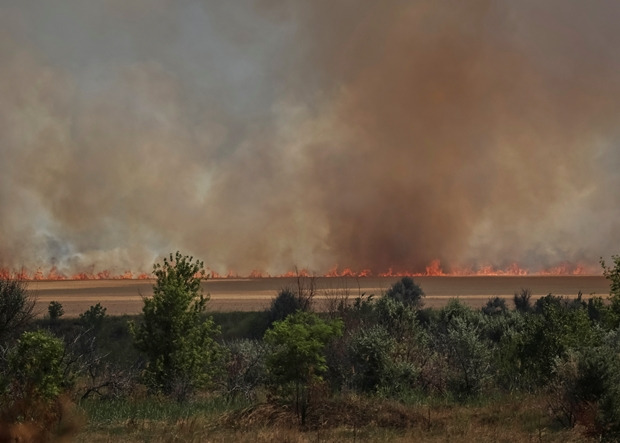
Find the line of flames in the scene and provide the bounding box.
[0,259,600,281]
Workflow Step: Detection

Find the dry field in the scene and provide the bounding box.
[27,275,609,317]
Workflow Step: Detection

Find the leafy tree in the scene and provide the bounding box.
[0,277,35,343]
[385,277,425,308]
[264,311,343,424]
[131,252,222,399]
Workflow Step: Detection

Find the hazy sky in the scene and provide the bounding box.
[1,1,619,276]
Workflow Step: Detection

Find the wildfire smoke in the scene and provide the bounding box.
[1,1,619,277]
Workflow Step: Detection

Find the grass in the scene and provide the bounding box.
[73,392,590,442]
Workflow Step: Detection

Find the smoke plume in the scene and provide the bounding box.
[1,1,619,276]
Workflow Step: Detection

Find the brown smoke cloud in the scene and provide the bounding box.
[1,1,619,276]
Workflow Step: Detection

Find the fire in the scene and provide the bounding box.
[0,260,600,281]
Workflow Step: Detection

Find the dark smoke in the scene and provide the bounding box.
[1,1,619,276]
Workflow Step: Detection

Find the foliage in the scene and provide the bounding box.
[0,330,66,425]
[512,295,598,388]
[0,277,35,344]
[48,300,65,321]
[79,303,107,330]
[131,252,222,400]
[385,277,425,308]
[223,339,269,400]
[513,288,532,313]
[264,311,343,423]
[267,288,309,326]
[346,324,418,396]
[482,297,508,316]
[601,255,620,326]
[549,332,620,440]
[601,255,620,298]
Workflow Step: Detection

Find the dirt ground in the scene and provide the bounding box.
[27,276,609,317]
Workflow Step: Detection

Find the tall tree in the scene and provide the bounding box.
[131,252,222,399]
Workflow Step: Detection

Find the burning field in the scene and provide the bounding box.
[29,275,609,317]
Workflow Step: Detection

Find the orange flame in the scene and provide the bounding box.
[0,259,600,281]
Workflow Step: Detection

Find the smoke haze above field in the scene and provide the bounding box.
[1,1,619,276]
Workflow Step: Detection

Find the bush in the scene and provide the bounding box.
[48,301,64,321]
[79,303,107,330]
[223,339,269,400]
[385,277,425,308]
[550,336,620,440]
[0,330,66,419]
[514,297,597,388]
[0,277,35,343]
[131,252,222,400]
[482,297,507,316]
[513,288,532,313]
[267,288,308,326]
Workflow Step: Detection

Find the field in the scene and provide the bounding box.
[29,275,609,316]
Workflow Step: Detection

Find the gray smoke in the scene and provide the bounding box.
[1,0,619,276]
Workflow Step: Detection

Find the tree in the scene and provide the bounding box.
[385,277,425,308]
[0,277,36,344]
[48,301,64,321]
[131,252,222,399]
[264,311,343,424]
[513,288,532,313]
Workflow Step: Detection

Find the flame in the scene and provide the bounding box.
[0,259,600,281]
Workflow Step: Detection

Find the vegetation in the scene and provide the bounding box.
[48,300,65,321]
[1,252,619,441]
[130,252,222,399]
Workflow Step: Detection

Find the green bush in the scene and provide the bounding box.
[513,296,598,388]
[0,330,66,421]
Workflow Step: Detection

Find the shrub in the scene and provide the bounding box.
[0,330,66,419]
[267,288,308,326]
[48,301,64,321]
[223,339,269,400]
[514,297,597,388]
[385,277,425,308]
[513,288,532,313]
[550,336,620,440]
[79,303,107,330]
[482,297,507,316]
[0,277,35,343]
